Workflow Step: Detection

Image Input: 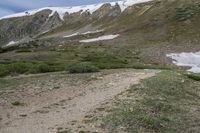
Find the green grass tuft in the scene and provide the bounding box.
[66,62,100,73]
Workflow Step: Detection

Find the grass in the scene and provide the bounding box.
[173,2,200,22]
[185,73,200,81]
[128,63,170,70]
[0,42,171,77]
[0,47,4,53]
[0,62,56,77]
[56,130,71,133]
[0,78,20,90]
[66,62,99,73]
[1,0,200,78]
[16,48,32,53]
[101,71,200,132]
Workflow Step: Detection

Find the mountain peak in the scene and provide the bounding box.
[0,0,152,21]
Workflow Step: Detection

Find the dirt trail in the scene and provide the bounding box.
[0,69,156,133]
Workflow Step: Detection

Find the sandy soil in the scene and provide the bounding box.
[0,69,156,133]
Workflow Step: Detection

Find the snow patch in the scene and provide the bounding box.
[63,30,104,38]
[82,29,104,35]
[63,32,79,38]
[5,41,18,47]
[0,0,152,21]
[167,52,200,73]
[79,34,119,43]
[41,30,50,34]
[111,0,152,12]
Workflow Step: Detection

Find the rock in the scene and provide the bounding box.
[19,114,27,117]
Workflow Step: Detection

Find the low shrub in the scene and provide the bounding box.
[7,62,29,75]
[0,47,4,53]
[0,62,56,77]
[66,63,99,73]
[173,3,200,22]
[81,53,128,69]
[29,63,53,73]
[0,65,9,77]
[129,63,171,70]
[16,48,32,53]
[186,73,200,81]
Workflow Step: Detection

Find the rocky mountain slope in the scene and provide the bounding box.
[0,0,151,45]
[1,0,200,46]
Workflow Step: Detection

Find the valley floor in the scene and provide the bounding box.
[0,69,156,133]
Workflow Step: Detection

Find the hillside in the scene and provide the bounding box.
[1,0,200,73]
[1,0,200,132]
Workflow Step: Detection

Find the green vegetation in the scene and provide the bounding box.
[0,42,171,77]
[0,66,9,77]
[0,62,55,77]
[67,63,99,73]
[0,47,4,53]
[173,3,200,21]
[16,48,32,53]
[128,63,170,70]
[102,71,200,132]
[56,126,71,133]
[0,78,19,91]
[56,131,70,133]
[185,73,200,81]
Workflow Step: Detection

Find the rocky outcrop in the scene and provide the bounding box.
[40,11,63,32]
[0,10,53,44]
[92,3,121,19]
[63,11,91,25]
[0,10,65,44]
[62,3,121,25]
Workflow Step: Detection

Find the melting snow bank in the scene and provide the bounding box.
[167,52,200,73]
[63,30,104,38]
[79,34,119,43]
[0,0,152,21]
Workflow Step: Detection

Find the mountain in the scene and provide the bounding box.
[0,0,151,45]
[1,0,200,73]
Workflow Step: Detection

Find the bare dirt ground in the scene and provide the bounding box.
[0,69,156,133]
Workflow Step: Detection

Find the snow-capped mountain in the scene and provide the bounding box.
[0,0,151,21]
[0,0,153,45]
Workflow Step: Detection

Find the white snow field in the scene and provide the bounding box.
[79,34,119,43]
[167,52,200,73]
[0,0,152,20]
[63,30,104,38]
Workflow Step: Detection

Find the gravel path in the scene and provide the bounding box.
[0,69,156,133]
